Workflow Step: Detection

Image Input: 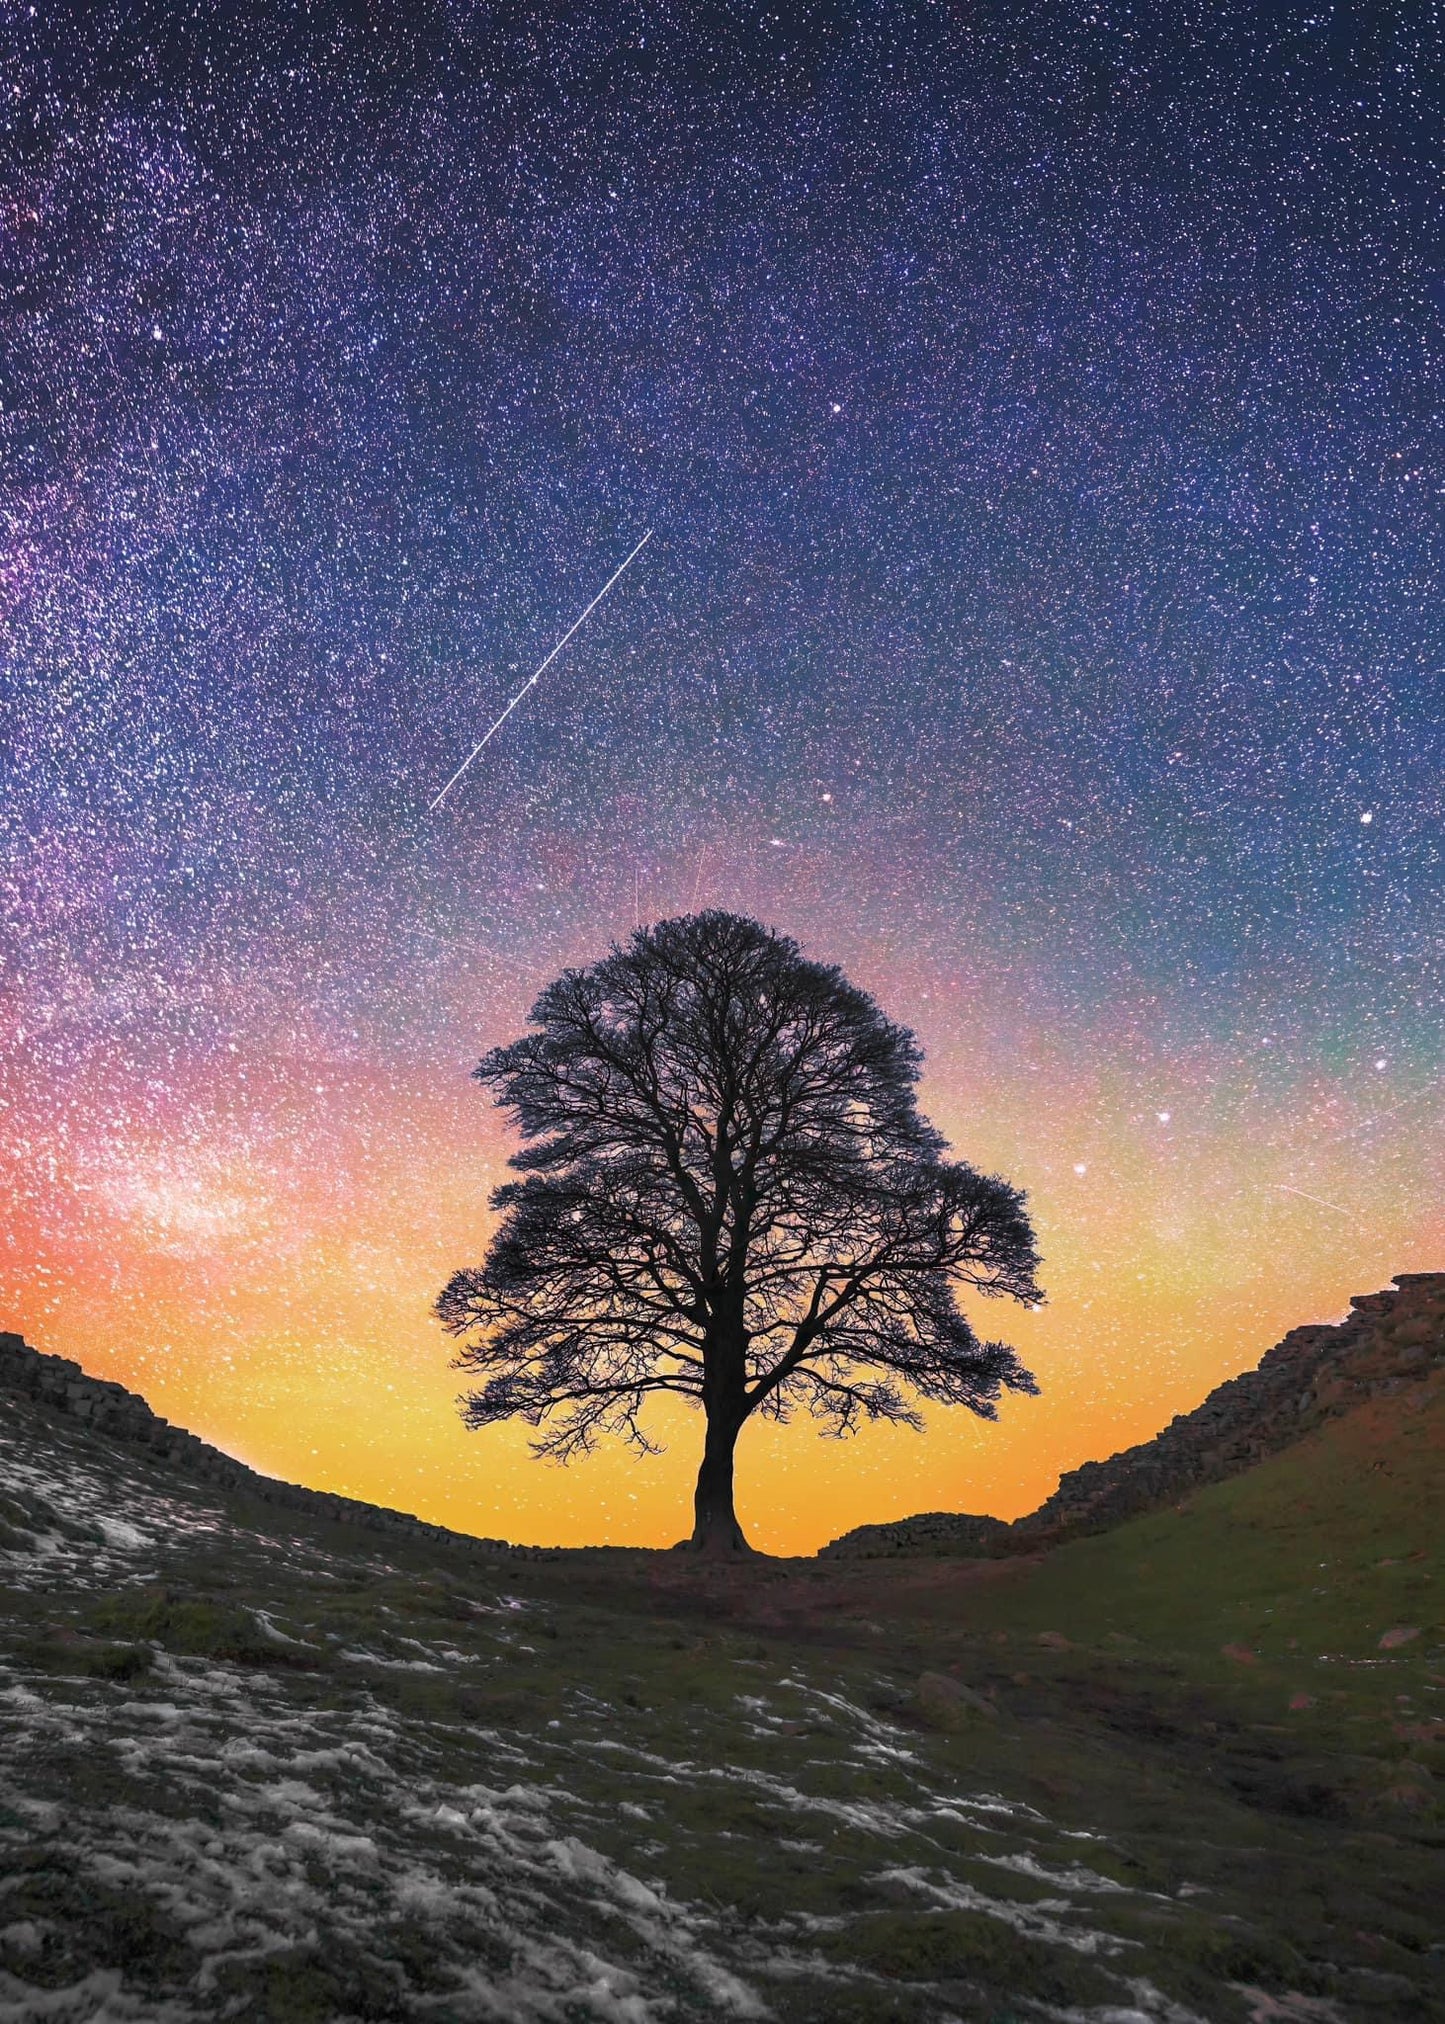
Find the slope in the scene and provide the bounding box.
[3,1325,1443,2022]
[825,1272,1445,1558]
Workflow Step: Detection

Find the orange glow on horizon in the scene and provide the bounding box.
[4,942,1438,1558]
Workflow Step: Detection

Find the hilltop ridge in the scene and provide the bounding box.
[824,1270,1445,1558]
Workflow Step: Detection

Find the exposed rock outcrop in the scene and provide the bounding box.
[0,1331,511,1553]
[824,1272,1445,1558]
[819,1511,1010,1559]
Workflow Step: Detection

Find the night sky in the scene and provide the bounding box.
[3,1,1441,1552]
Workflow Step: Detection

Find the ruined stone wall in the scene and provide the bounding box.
[1018,1272,1444,1543]
[824,1273,1444,1558]
[0,1331,511,1553]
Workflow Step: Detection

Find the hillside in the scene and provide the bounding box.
[3,1312,1443,2022]
[824,1272,1445,1558]
[0,1330,511,1554]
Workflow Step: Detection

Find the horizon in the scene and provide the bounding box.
[5,1268,1436,1556]
[2,1,1441,1556]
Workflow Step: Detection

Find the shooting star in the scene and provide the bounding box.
[690,843,708,911]
[429,528,653,812]
[1271,1182,1361,1224]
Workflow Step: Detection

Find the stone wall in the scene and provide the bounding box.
[823,1272,1445,1558]
[819,1510,1010,1560]
[0,1331,512,1554]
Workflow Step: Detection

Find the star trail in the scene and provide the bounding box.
[1,1,1440,1551]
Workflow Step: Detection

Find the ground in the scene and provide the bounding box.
[0,1373,1441,2023]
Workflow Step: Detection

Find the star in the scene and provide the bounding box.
[0,0,1436,1556]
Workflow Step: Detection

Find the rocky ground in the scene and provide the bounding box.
[1,1291,1442,2023]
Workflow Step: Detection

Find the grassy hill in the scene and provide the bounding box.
[2,1304,1442,2023]
[825,1272,1445,1557]
[962,1355,1444,1671]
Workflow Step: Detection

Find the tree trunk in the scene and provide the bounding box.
[689,1412,751,1554]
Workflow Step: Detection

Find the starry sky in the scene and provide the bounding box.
[2,0,1441,1554]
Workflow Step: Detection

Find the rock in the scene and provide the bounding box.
[1378,1781,1432,1812]
[916,1671,998,1727]
[820,1510,1011,1560]
[1392,1720,1442,1743]
[1035,1630,1072,1650]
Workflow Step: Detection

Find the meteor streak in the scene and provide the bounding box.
[429,528,653,812]
[1271,1182,1358,1223]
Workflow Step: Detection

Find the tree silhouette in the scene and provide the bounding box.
[437,911,1042,1553]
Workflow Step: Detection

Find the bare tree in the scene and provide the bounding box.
[437,911,1042,1553]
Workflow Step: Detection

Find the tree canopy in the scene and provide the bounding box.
[438,910,1042,1550]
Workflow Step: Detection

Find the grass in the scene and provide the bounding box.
[1,1372,1442,2021]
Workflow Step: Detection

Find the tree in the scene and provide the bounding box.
[437,911,1042,1554]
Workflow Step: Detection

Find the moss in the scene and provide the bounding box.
[767,1982,938,2023]
[84,1642,153,1682]
[211,1947,407,2022]
[1115,1911,1335,2015]
[84,1588,325,1668]
[815,1909,1120,2006]
[0,1851,195,1990]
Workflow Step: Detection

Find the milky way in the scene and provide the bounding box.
[2,2,1441,1551]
